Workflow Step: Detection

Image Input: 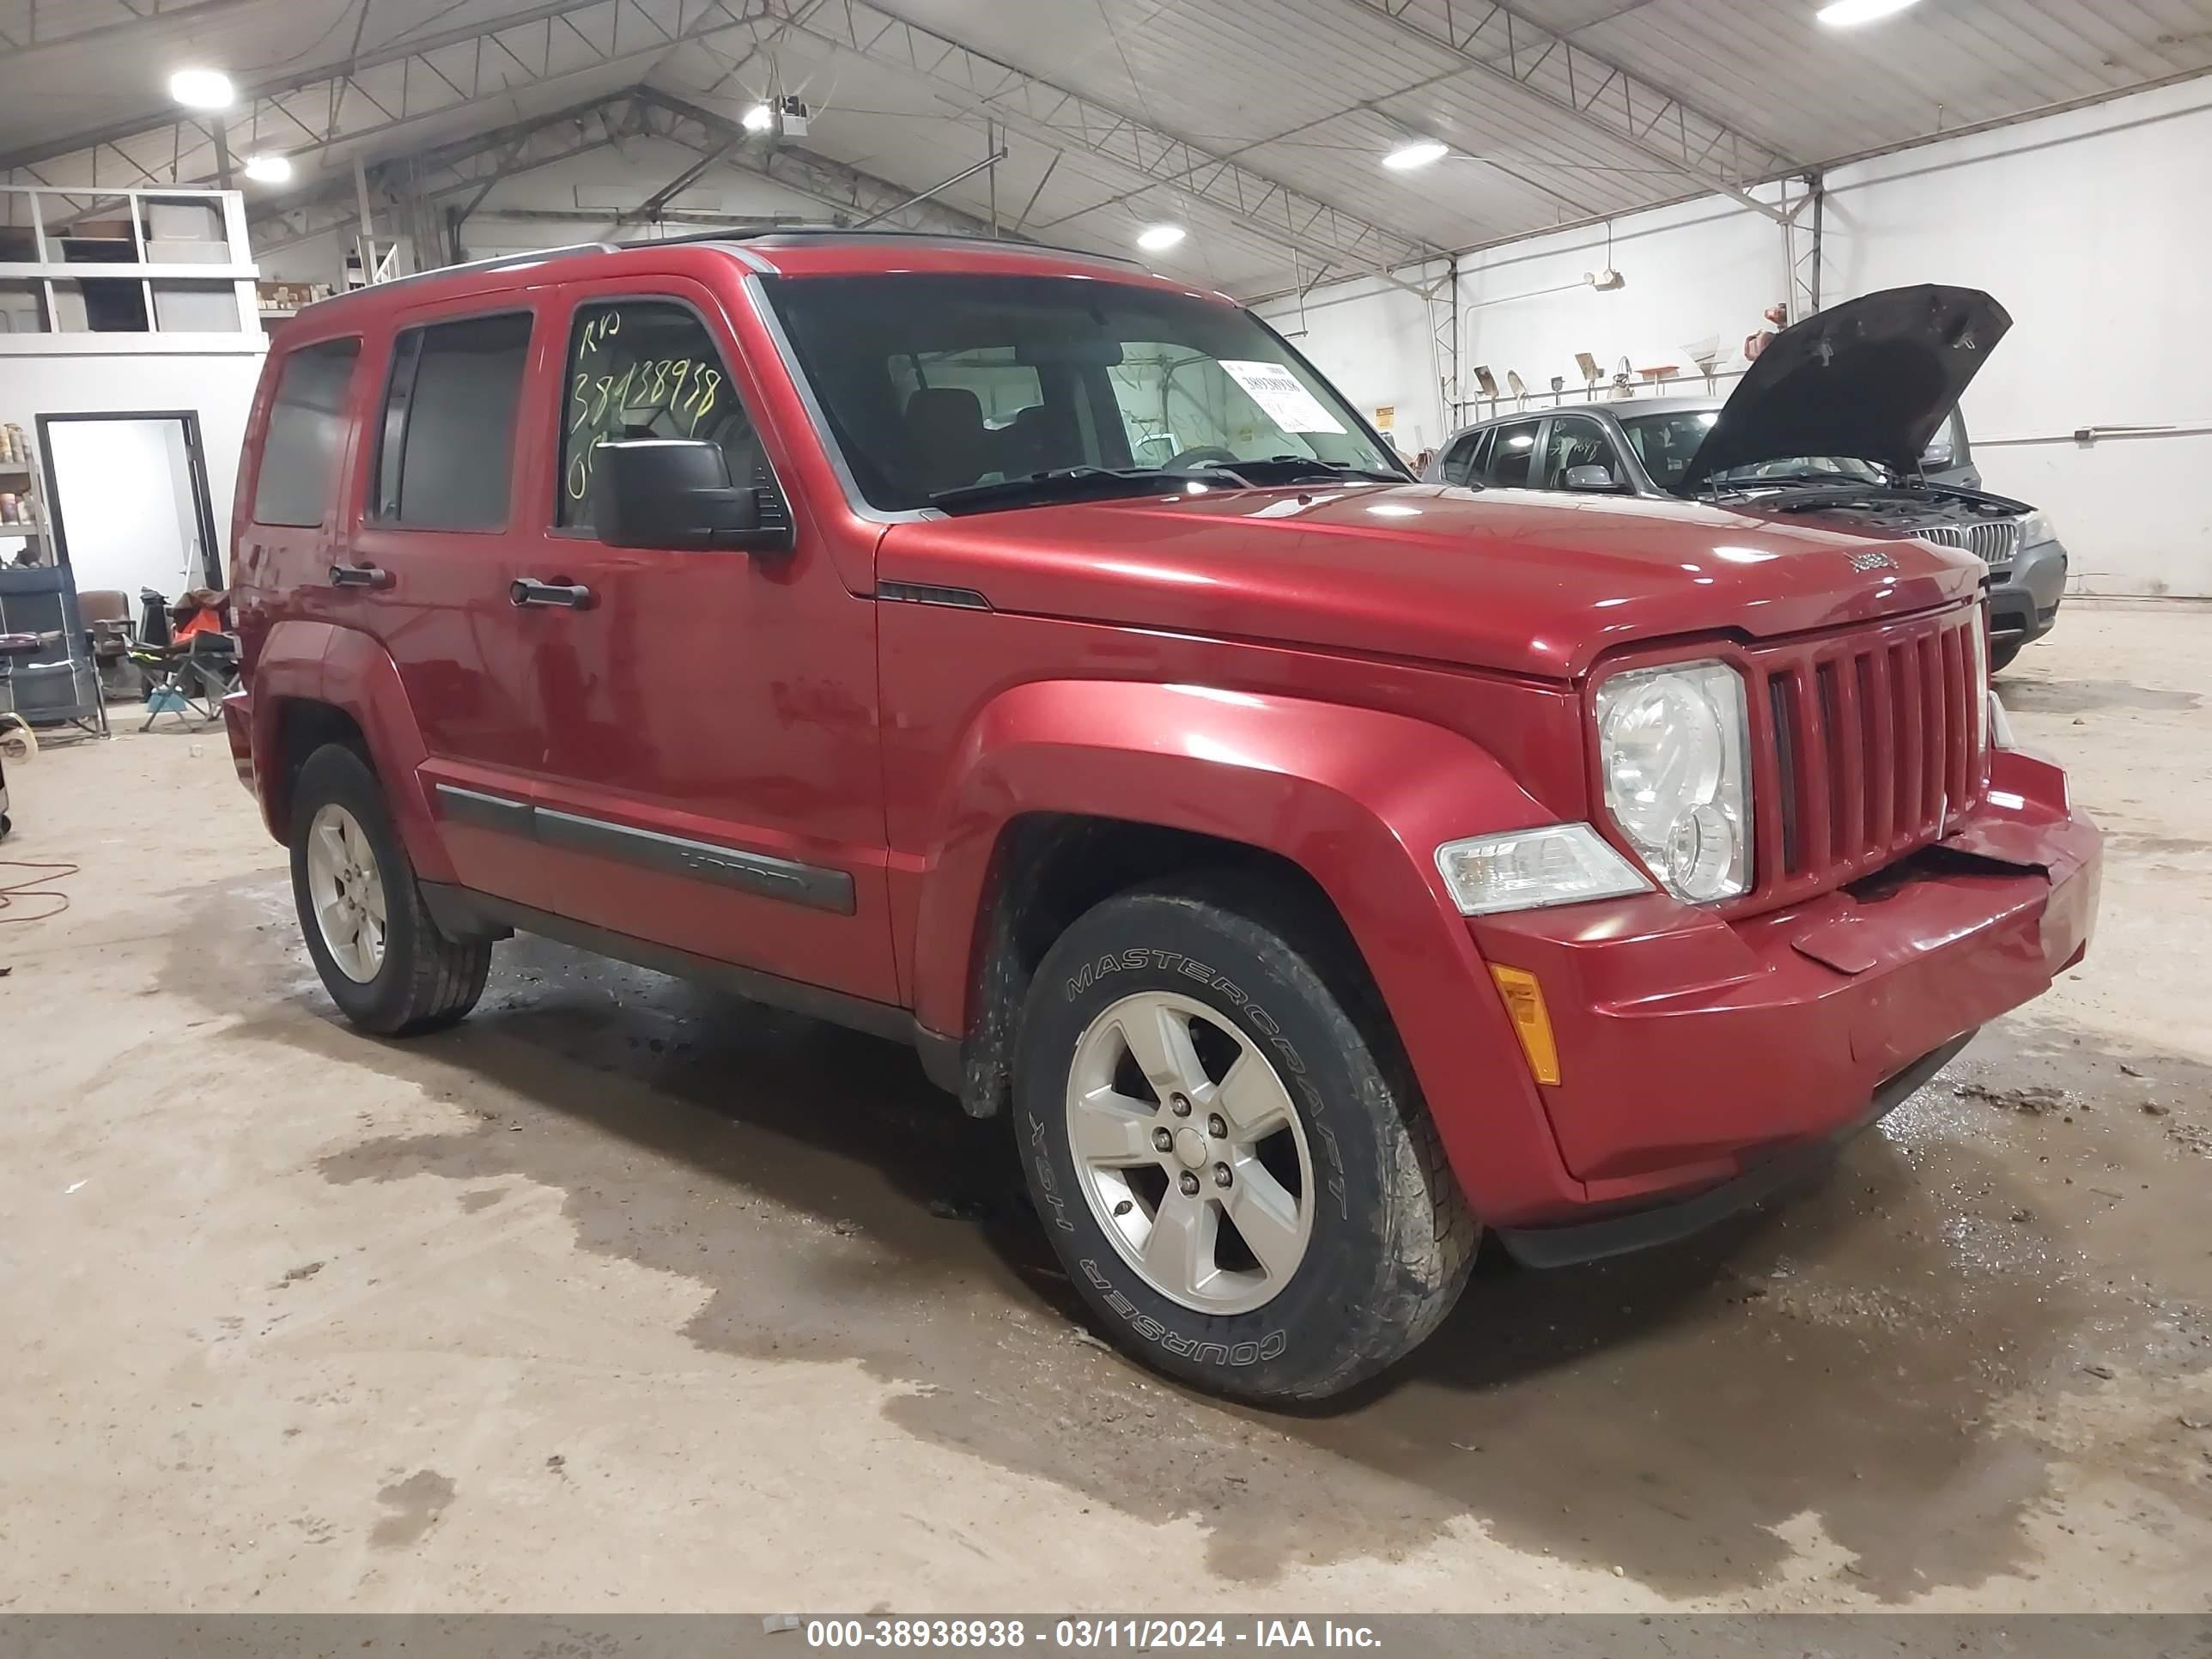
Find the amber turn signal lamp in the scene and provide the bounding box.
[1489,964,1561,1085]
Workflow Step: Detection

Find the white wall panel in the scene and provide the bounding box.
[1260,77,2212,596]
[0,348,263,574]
[1822,79,2212,597]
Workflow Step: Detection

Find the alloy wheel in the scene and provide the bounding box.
[1064,990,1316,1315]
[304,802,387,983]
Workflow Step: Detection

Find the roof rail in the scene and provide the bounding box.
[298,226,1148,313]
[298,240,621,309]
[613,223,1146,269]
[439,240,623,273]
[614,223,839,250]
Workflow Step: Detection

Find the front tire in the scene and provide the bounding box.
[289,744,490,1036]
[1014,877,1475,1402]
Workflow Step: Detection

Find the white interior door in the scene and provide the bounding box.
[46,418,206,601]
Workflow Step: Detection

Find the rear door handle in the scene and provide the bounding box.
[329,562,391,590]
[509,577,594,610]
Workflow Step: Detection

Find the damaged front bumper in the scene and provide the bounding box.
[1468,744,2100,1260]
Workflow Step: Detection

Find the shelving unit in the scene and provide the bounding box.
[0,428,47,564]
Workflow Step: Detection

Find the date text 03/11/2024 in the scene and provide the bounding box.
[803,1620,1383,1649]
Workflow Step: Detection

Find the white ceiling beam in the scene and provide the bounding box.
[1336,0,1803,222]
[1,0,801,189]
[788,0,1447,292]
[249,94,654,252]
[0,0,267,58]
[628,88,1002,236]
[249,82,1000,254]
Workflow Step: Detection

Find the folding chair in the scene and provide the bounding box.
[78,588,139,702]
[130,632,238,731]
[0,568,108,740]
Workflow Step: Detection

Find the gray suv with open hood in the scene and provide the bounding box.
[1425,285,2067,669]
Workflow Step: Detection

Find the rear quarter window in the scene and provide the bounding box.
[252,337,362,527]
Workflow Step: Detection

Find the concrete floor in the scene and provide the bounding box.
[1,601,2207,1613]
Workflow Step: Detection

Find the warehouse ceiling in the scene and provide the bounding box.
[3,0,2209,295]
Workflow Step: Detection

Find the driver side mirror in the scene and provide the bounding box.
[1564,464,1616,491]
[596,438,793,554]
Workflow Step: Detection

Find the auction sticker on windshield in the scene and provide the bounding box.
[1220,361,1346,434]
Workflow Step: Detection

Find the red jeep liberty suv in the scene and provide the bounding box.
[224,236,2100,1402]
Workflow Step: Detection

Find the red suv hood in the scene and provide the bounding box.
[878,483,1982,680]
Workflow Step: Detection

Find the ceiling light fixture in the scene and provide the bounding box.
[168,68,235,110]
[741,102,775,133]
[242,153,293,183]
[1382,140,1449,171]
[1815,0,1923,26]
[1136,223,1186,252]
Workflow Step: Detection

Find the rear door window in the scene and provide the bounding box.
[372,312,533,530]
[252,337,361,526]
[1484,419,1541,487]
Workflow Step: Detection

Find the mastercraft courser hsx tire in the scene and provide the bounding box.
[1014,874,1477,1403]
[289,742,491,1036]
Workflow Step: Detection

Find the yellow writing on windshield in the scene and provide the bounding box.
[566,309,727,503]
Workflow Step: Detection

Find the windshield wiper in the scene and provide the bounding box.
[927,465,1243,514]
[1717,468,1888,489]
[1237,455,1411,485]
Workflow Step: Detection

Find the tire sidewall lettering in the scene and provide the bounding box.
[1079,1258,1288,1366]
[1032,921,1379,1385]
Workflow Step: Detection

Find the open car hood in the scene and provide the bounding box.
[1679,284,2011,488]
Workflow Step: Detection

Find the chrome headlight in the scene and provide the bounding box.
[2017,509,2053,547]
[1595,659,1753,903]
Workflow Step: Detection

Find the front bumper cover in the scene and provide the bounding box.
[1989,538,2068,643]
[1496,1030,1973,1267]
[1467,745,2099,1232]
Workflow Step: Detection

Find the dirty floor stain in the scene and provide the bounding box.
[149,893,2202,1601]
[371,1470,457,1549]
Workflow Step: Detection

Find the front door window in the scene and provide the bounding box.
[557,300,767,530]
[1540,414,1621,489]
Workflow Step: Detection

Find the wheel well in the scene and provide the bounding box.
[269,700,368,842]
[951,813,1360,1119]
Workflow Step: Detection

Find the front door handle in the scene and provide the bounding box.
[509,577,594,610]
[329,562,391,589]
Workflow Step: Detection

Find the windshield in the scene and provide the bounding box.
[1923,407,1962,469]
[1618,409,1887,491]
[760,273,1402,512]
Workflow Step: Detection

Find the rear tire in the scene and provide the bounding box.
[1013,875,1475,1402]
[289,743,489,1035]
